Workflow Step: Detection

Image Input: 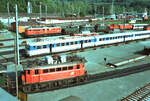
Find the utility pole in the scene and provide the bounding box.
[40,2,42,20]
[7,2,10,25]
[62,0,65,17]
[45,5,47,20]
[15,4,20,98]
[94,5,97,18]
[103,6,104,26]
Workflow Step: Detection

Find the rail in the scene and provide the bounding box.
[121,83,150,101]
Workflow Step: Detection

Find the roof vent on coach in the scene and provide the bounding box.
[60,55,67,63]
[45,56,53,64]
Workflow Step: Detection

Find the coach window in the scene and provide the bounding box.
[35,70,39,75]
[85,40,88,43]
[68,66,73,70]
[43,45,47,48]
[66,42,69,46]
[75,41,78,44]
[37,46,41,49]
[77,65,80,69]
[71,42,74,45]
[43,69,48,73]
[50,68,55,72]
[62,67,67,71]
[56,68,61,71]
[56,43,60,47]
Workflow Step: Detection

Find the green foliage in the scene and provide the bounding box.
[0,0,150,16]
[0,22,5,29]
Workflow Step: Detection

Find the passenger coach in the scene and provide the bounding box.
[25,31,150,56]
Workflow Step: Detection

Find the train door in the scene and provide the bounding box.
[123,35,126,42]
[91,37,96,47]
[81,40,83,49]
[49,44,52,54]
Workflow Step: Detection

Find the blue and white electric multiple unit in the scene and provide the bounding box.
[25,31,150,56]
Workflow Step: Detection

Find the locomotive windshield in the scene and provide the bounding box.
[25,45,30,50]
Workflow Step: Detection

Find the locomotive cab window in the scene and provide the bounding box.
[35,70,39,75]
[77,65,80,69]
[62,43,65,46]
[27,70,30,74]
[68,66,73,70]
[71,42,74,45]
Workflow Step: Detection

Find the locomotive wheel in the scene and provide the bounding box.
[23,85,31,93]
[62,79,68,86]
[38,83,49,89]
[53,81,59,87]
[31,84,39,91]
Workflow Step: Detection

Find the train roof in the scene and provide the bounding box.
[26,35,96,46]
[22,55,86,70]
[132,24,149,26]
[27,26,61,30]
[23,61,83,70]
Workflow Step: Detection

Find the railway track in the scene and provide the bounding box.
[9,62,150,94]
[121,83,150,101]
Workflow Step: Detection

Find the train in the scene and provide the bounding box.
[22,23,149,37]
[25,30,150,56]
[5,55,87,93]
[24,26,62,37]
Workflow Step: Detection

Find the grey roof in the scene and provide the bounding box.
[11,21,40,26]
[0,88,20,101]
[59,96,83,101]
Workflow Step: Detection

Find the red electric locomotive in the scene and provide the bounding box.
[109,24,133,30]
[25,26,62,36]
[20,55,87,92]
